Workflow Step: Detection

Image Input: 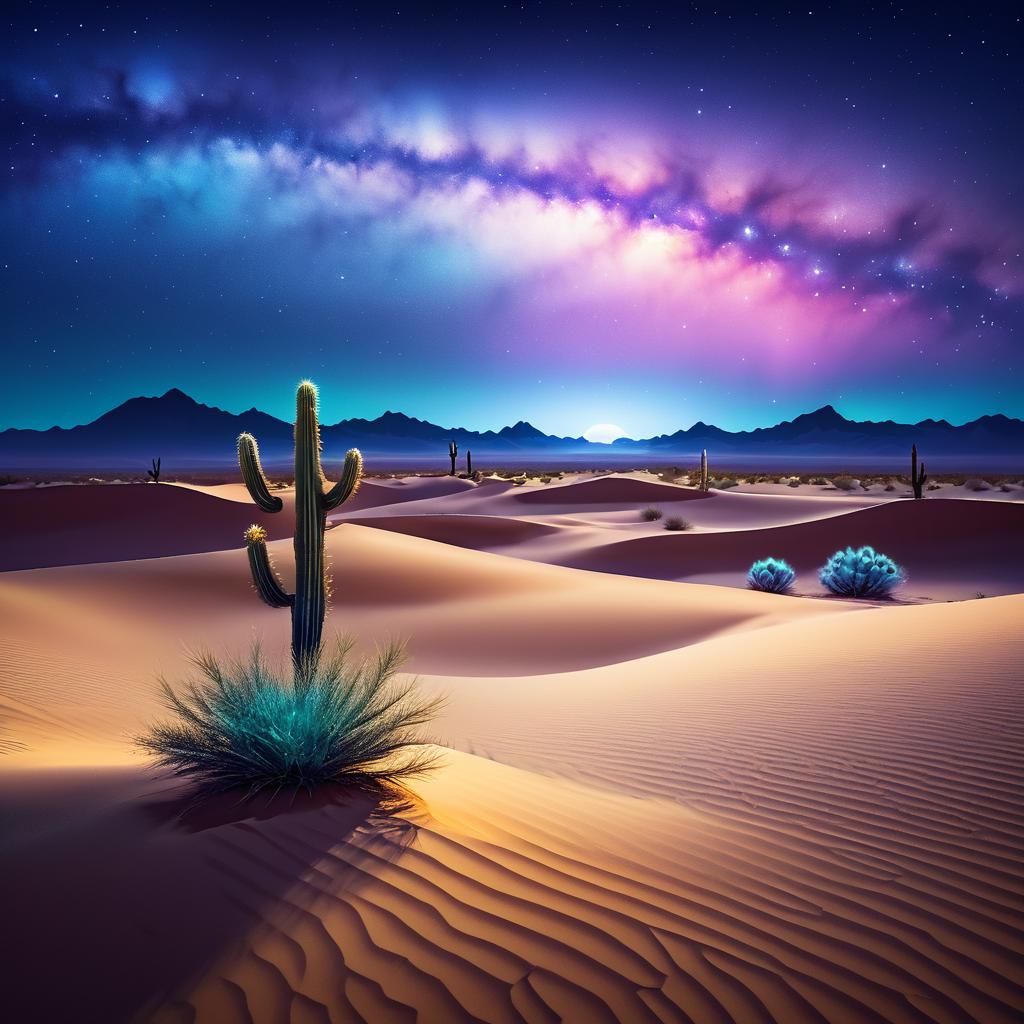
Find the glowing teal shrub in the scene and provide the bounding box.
[747,557,796,593]
[819,545,903,597]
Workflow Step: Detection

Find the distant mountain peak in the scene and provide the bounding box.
[796,404,844,423]
[497,420,546,440]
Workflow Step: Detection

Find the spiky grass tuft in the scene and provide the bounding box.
[139,639,443,798]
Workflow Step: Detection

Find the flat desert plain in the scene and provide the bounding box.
[1,473,1022,1023]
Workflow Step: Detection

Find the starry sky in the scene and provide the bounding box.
[2,2,1021,436]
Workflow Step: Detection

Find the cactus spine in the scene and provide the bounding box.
[699,449,709,492]
[449,439,458,475]
[911,443,926,499]
[466,449,472,476]
[238,381,363,672]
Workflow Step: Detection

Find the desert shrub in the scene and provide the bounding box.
[963,478,990,491]
[927,482,941,491]
[138,640,442,798]
[884,481,896,491]
[787,478,801,488]
[810,476,829,485]
[819,546,904,598]
[710,477,738,490]
[512,476,527,486]
[747,557,796,593]
[1000,483,1014,492]
[663,516,691,531]
[831,476,858,491]
[540,476,552,484]
[641,506,663,521]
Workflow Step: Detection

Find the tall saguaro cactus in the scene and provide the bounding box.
[448,439,458,475]
[910,443,927,499]
[238,381,363,670]
[466,449,473,476]
[699,449,709,492]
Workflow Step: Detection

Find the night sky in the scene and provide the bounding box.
[2,2,1021,437]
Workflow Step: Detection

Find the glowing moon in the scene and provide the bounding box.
[583,422,628,444]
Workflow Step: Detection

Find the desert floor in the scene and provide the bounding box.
[1,473,1022,1023]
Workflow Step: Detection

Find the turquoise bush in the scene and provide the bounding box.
[747,557,796,593]
[819,545,903,598]
[139,639,442,797]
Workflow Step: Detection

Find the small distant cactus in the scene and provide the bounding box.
[698,449,709,492]
[466,449,472,476]
[147,457,161,483]
[747,557,796,593]
[448,439,458,476]
[819,546,903,598]
[238,381,362,671]
[911,444,927,499]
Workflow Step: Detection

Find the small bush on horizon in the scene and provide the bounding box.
[138,639,442,799]
[747,557,796,593]
[810,476,829,485]
[831,476,858,491]
[884,481,896,491]
[787,478,801,488]
[641,506,663,521]
[964,478,991,491]
[663,516,691,531]
[819,546,903,598]
[710,477,739,490]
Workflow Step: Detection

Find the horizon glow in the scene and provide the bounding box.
[1,6,1020,436]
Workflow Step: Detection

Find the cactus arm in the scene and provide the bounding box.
[238,433,283,512]
[322,448,364,511]
[292,381,327,668]
[244,526,293,608]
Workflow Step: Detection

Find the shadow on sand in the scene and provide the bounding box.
[0,766,420,1024]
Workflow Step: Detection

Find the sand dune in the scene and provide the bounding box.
[561,497,1024,598]
[0,477,487,572]
[347,512,562,549]
[1,473,1021,1022]
[344,495,1024,600]
[0,483,296,571]
[0,524,844,766]
[511,476,710,506]
[1,595,1020,1023]
[339,476,886,531]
